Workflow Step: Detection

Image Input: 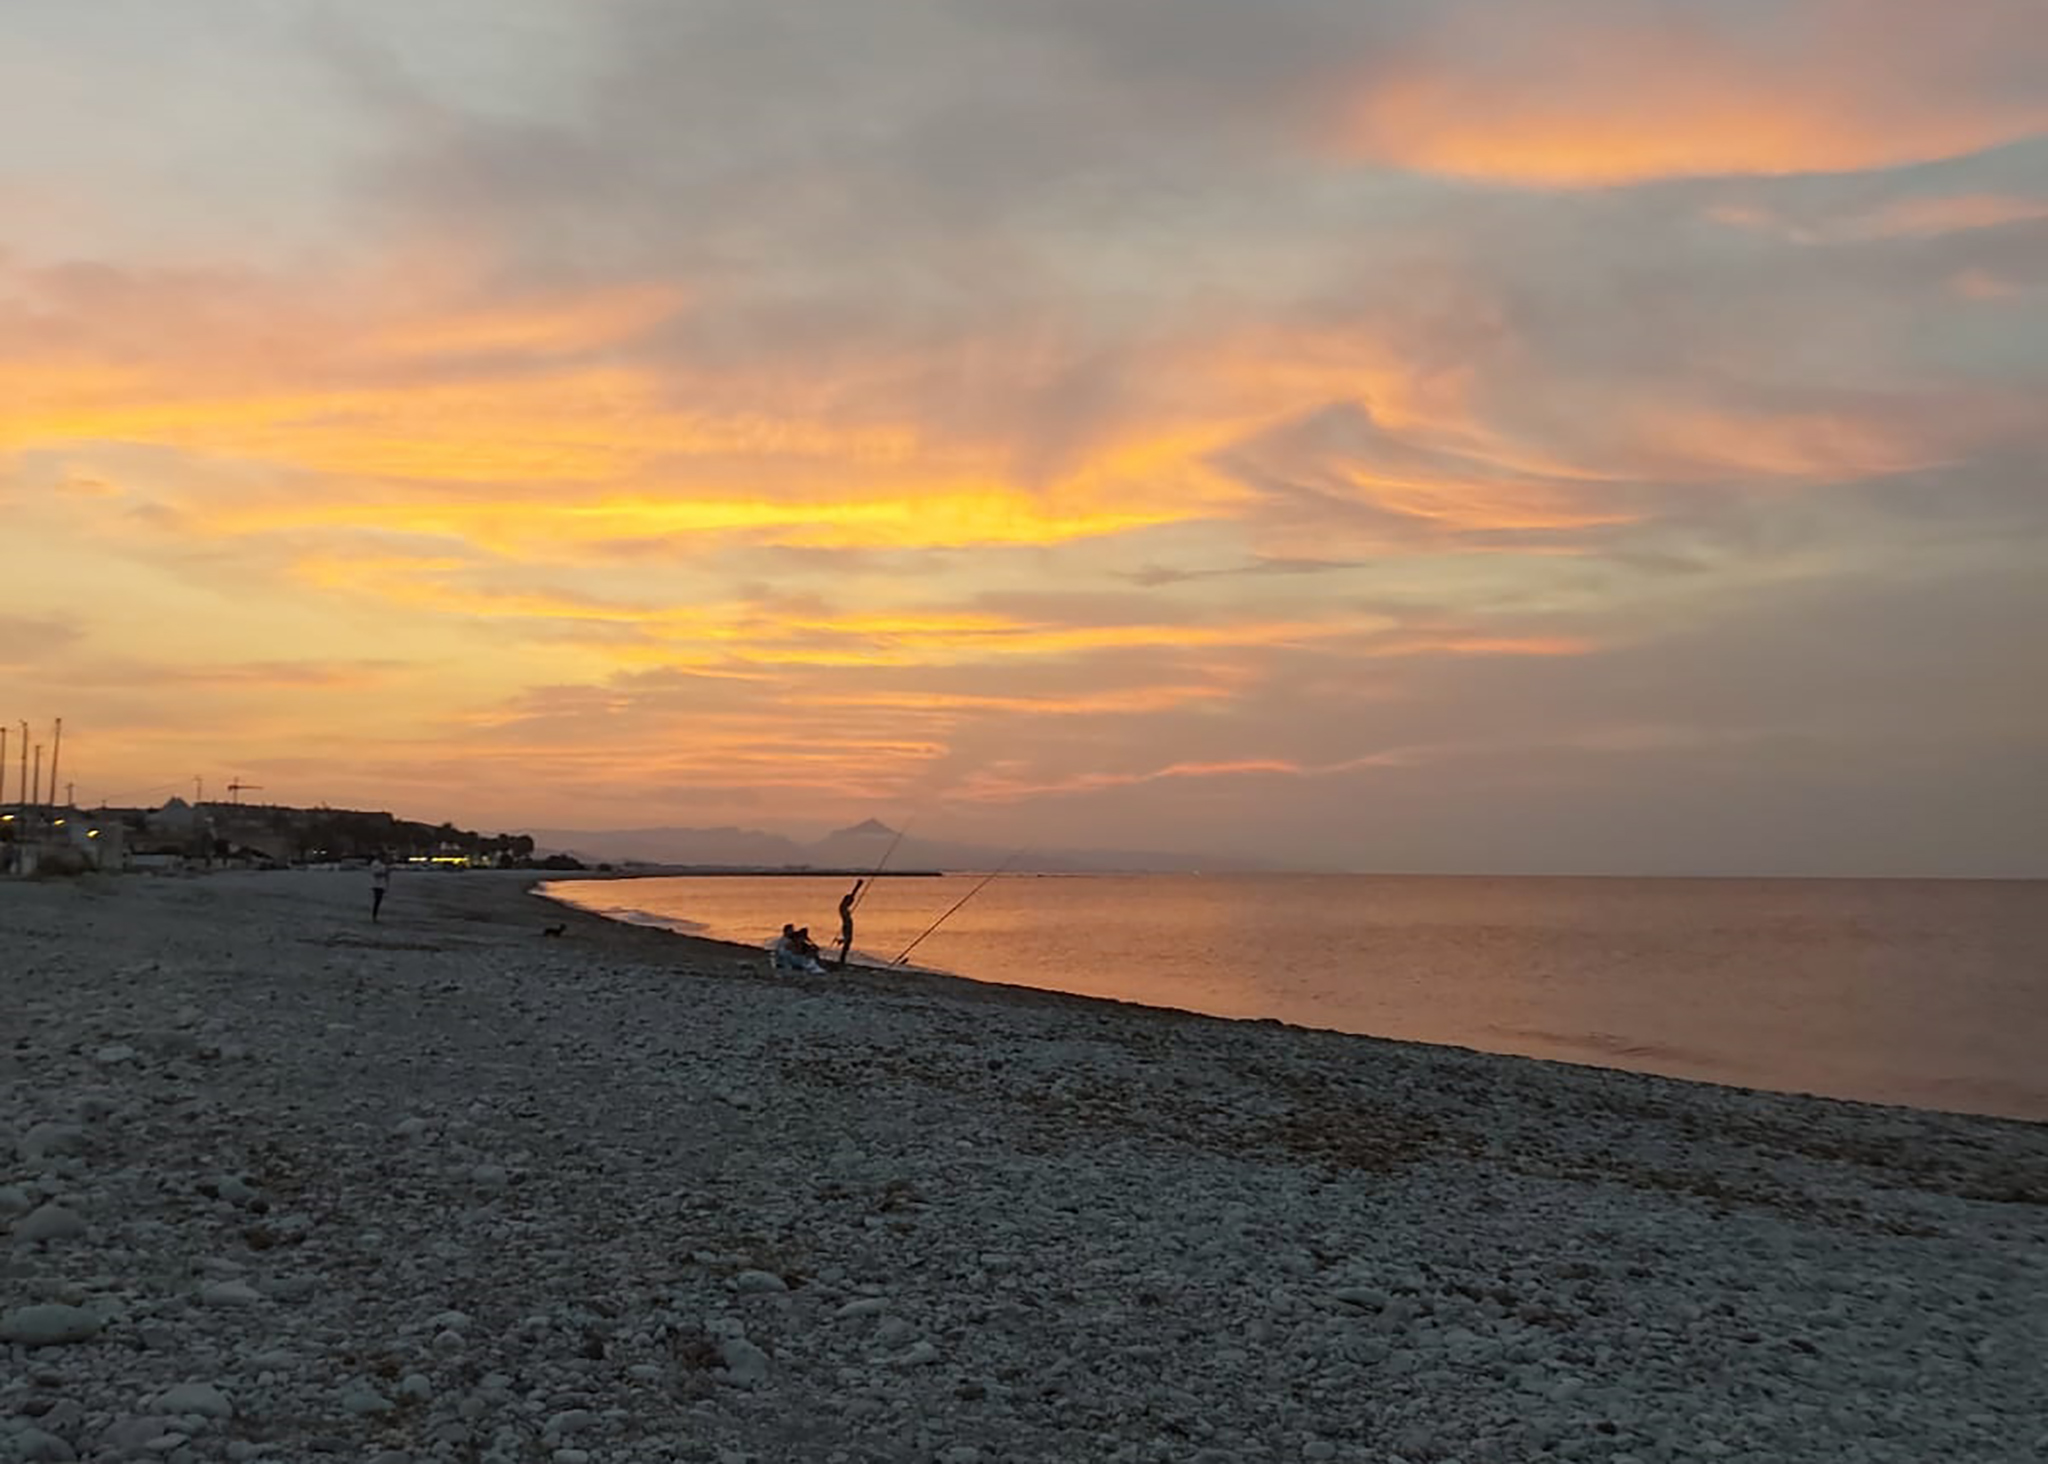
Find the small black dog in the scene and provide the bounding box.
[540,923,566,938]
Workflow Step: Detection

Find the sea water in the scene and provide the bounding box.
[542,873,2048,1121]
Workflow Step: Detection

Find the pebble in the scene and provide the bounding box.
[215,1175,259,1206]
[199,1280,262,1307]
[12,1203,88,1243]
[156,1382,233,1418]
[101,1418,173,1451]
[12,1428,76,1462]
[543,1409,595,1439]
[718,1338,771,1388]
[17,1123,86,1163]
[0,1303,103,1346]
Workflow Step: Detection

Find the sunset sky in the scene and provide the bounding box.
[4,0,2045,875]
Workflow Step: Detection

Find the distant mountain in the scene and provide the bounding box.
[832,818,896,838]
[529,819,1277,873]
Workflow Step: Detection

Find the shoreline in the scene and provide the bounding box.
[532,871,2048,1129]
[5,868,2045,1462]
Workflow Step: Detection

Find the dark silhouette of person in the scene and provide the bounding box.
[836,879,864,967]
[370,855,390,922]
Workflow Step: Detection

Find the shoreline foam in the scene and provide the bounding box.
[4,869,2045,1462]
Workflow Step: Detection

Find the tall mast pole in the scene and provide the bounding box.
[47,718,61,812]
[32,744,43,811]
[1,723,9,808]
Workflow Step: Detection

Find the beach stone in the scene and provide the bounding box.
[18,1124,86,1163]
[101,1417,173,1451]
[94,1044,137,1064]
[215,1175,258,1207]
[12,1204,87,1244]
[156,1383,232,1419]
[718,1338,770,1388]
[470,1164,509,1189]
[12,1428,77,1462]
[339,1386,394,1415]
[732,1269,788,1294]
[199,1280,262,1307]
[38,1403,86,1435]
[0,1184,34,1217]
[0,1304,102,1346]
[543,1409,595,1440]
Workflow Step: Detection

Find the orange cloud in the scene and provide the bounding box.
[368,284,690,359]
[790,684,1235,717]
[1336,478,1635,534]
[1709,192,2048,243]
[956,748,1426,803]
[1605,395,2021,482]
[1334,4,2048,184]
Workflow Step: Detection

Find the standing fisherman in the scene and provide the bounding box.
[835,878,865,968]
[369,854,390,923]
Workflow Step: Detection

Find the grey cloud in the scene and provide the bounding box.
[0,614,84,668]
[314,0,2048,499]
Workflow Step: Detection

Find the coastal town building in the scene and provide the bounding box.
[3,797,538,875]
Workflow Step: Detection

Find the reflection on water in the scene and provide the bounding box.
[543,873,2048,1121]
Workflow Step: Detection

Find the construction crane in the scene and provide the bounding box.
[226,778,264,805]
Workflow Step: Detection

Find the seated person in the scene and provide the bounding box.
[771,923,824,974]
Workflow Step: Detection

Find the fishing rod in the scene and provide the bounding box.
[851,816,912,912]
[891,850,1021,967]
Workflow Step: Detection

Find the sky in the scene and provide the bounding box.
[2,0,2045,876]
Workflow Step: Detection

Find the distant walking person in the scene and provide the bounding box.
[370,856,390,922]
[836,878,864,967]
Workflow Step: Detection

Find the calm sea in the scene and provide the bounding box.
[540,873,2048,1122]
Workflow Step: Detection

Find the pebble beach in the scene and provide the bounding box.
[3,869,2045,1464]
